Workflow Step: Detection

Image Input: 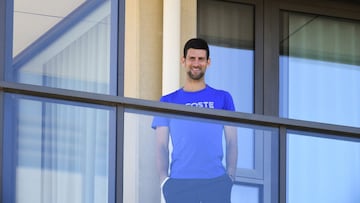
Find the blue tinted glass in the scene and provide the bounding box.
[3,93,115,203]
[207,45,254,113]
[198,0,255,114]
[279,12,360,127]
[287,131,360,202]
[10,0,117,95]
[232,184,260,203]
[123,109,278,203]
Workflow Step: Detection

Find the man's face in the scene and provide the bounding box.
[182,48,210,80]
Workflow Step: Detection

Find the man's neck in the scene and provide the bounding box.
[183,81,206,92]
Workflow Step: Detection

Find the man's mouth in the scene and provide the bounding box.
[191,67,201,73]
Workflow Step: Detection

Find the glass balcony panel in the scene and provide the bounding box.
[123,108,278,203]
[287,130,360,203]
[2,93,115,203]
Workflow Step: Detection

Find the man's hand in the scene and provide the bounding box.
[160,175,168,185]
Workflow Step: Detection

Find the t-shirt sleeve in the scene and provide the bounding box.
[151,96,170,129]
[224,91,236,111]
[151,115,169,129]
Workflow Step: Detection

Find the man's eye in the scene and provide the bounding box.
[187,57,206,62]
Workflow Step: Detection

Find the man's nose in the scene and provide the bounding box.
[193,59,201,66]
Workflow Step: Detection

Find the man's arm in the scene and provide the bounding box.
[224,125,238,181]
[155,126,170,184]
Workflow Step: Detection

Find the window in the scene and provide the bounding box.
[280,11,360,128]
[280,10,360,203]
[9,0,117,95]
[3,1,118,201]
[198,0,255,113]
[197,2,279,202]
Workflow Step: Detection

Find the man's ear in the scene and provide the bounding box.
[207,58,211,66]
[181,57,186,65]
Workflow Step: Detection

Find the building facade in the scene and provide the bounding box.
[1,0,360,202]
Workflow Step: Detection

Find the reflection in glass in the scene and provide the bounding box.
[279,11,360,127]
[123,109,278,203]
[287,131,360,203]
[198,0,254,114]
[3,93,115,203]
[13,0,85,56]
[10,0,117,95]
[207,45,254,114]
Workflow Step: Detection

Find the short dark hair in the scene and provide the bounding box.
[183,38,210,59]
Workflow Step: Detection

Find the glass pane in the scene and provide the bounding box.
[13,0,85,56]
[287,131,360,202]
[198,0,254,113]
[2,93,115,203]
[10,0,117,95]
[279,11,360,127]
[232,184,260,203]
[198,0,256,182]
[123,109,278,203]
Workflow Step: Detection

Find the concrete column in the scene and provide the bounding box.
[162,0,181,95]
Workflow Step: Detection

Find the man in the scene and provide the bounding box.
[152,38,238,203]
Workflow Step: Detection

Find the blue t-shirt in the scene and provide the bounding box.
[152,85,235,179]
